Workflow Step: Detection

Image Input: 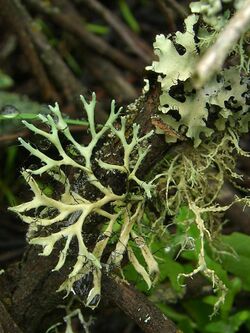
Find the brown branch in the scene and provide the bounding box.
[18,0,85,103]
[0,0,86,104]
[80,0,153,63]
[24,0,144,75]
[155,0,176,32]
[62,30,138,102]
[163,0,188,19]
[0,301,24,333]
[0,130,30,144]
[0,0,58,101]
[102,275,178,333]
[3,247,67,333]
[27,31,84,103]
[86,53,138,102]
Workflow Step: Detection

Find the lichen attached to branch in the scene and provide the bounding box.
[9,93,158,308]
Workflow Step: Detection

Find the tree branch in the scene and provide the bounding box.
[0,301,24,333]
[102,274,178,333]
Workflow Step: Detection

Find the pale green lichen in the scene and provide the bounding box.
[146,5,249,308]
[146,10,249,147]
[9,93,158,308]
[190,0,246,31]
[46,296,94,333]
[190,0,250,72]
[147,15,199,90]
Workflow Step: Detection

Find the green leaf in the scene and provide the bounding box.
[0,70,14,89]
[159,255,184,292]
[119,0,140,33]
[175,205,195,224]
[220,278,242,319]
[157,303,190,322]
[182,299,212,328]
[205,254,229,286]
[221,232,250,258]
[178,318,195,333]
[205,310,250,333]
[86,23,110,35]
[221,233,250,291]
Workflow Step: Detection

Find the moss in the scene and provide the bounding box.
[152,129,250,314]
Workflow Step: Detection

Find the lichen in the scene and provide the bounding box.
[152,128,250,314]
[9,93,158,308]
[146,10,249,147]
[9,1,250,317]
[145,2,250,314]
[190,0,246,31]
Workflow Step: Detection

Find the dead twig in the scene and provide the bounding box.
[61,24,138,102]
[193,0,250,88]
[155,0,176,32]
[27,30,84,103]
[79,0,153,63]
[86,53,138,102]
[0,0,59,101]
[163,0,188,19]
[0,130,30,144]
[24,0,144,75]
[19,2,85,103]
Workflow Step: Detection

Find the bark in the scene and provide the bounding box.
[0,301,24,333]
[102,274,178,333]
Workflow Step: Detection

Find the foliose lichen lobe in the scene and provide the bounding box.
[147,8,249,147]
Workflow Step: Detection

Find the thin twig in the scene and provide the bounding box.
[79,0,153,63]
[18,1,85,102]
[0,0,59,101]
[24,0,144,75]
[164,0,188,19]
[86,53,138,102]
[155,0,176,32]
[0,130,29,144]
[61,20,138,102]
[27,30,85,103]
[193,0,250,88]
